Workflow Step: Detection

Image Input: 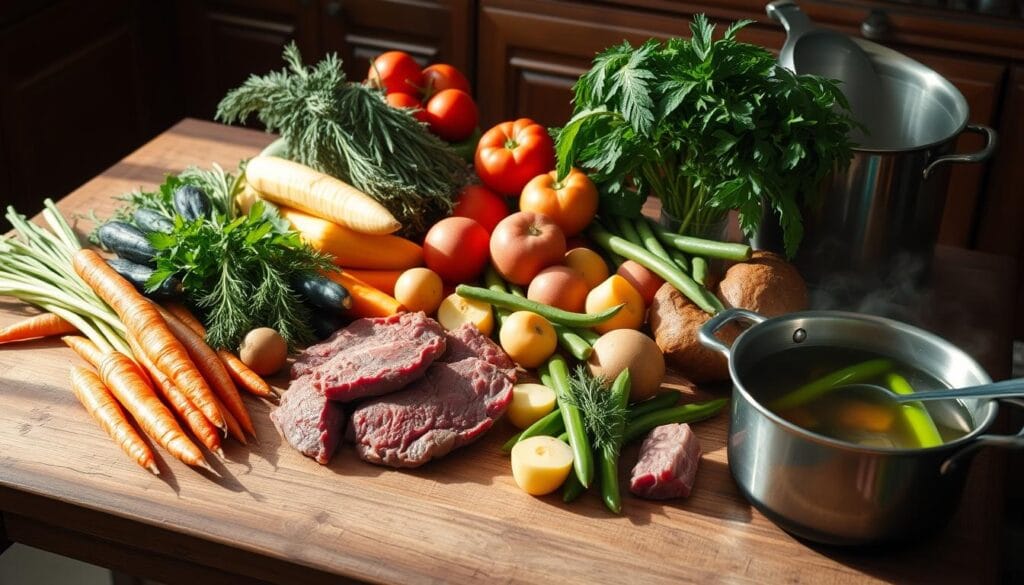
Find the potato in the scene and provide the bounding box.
[585,275,645,334]
[499,311,557,368]
[511,436,574,495]
[649,283,737,383]
[394,267,443,314]
[587,329,665,402]
[239,327,288,376]
[438,293,494,335]
[507,383,557,429]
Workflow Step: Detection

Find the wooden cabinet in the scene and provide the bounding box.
[174,0,320,120]
[320,0,474,84]
[0,0,179,223]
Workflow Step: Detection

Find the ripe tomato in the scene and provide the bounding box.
[385,92,428,123]
[423,216,491,284]
[519,167,599,236]
[424,89,478,142]
[453,185,508,233]
[422,64,471,97]
[367,51,423,95]
[489,211,566,285]
[474,119,555,196]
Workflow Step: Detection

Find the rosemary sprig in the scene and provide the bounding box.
[215,43,469,236]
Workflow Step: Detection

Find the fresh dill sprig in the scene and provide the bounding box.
[564,366,628,451]
[215,42,469,237]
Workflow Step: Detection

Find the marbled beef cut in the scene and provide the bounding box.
[272,312,447,464]
[629,423,702,499]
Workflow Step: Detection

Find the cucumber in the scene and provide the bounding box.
[173,184,212,221]
[132,207,174,234]
[98,221,156,265]
[294,273,352,314]
[106,259,182,298]
[310,309,347,340]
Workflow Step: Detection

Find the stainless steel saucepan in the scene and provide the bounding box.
[698,308,1024,545]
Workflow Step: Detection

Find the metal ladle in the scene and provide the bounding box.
[840,378,1024,404]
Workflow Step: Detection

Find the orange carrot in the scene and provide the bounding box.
[328,271,402,318]
[127,335,222,456]
[212,393,247,445]
[69,365,159,475]
[72,249,227,432]
[339,269,403,296]
[63,335,107,368]
[64,335,208,468]
[163,302,275,398]
[156,305,255,437]
[0,312,78,343]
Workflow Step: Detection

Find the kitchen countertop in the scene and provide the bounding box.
[0,118,1014,584]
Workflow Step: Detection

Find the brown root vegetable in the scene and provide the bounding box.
[649,283,738,383]
[716,251,808,318]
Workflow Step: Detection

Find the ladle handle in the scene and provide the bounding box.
[698,308,766,359]
[895,377,1024,403]
[922,124,998,180]
[942,398,1024,475]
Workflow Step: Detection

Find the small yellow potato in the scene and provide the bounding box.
[437,293,494,336]
[507,383,557,429]
[394,267,444,314]
[511,436,575,495]
[498,311,557,368]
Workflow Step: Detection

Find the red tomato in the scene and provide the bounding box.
[422,64,471,98]
[423,217,491,284]
[474,119,555,196]
[367,51,423,95]
[453,185,508,233]
[385,92,428,123]
[424,89,478,142]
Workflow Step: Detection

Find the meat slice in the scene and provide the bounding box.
[629,423,702,499]
[347,357,514,468]
[443,323,516,371]
[270,376,344,465]
[292,312,447,402]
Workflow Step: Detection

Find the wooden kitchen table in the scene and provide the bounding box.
[0,119,1013,584]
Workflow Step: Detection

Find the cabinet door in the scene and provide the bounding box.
[902,50,1005,248]
[175,0,320,120]
[0,0,152,219]
[477,0,783,128]
[319,0,473,86]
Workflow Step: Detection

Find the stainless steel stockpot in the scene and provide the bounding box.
[698,308,1024,546]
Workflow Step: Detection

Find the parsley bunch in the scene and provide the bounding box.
[554,15,856,257]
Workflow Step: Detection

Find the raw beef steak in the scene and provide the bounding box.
[443,323,516,371]
[269,376,344,464]
[292,312,447,402]
[629,423,702,499]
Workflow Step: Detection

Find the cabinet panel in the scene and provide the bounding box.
[320,0,473,86]
[175,0,319,120]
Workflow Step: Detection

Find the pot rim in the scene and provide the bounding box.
[726,309,999,455]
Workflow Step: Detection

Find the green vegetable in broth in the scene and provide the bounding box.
[769,358,894,412]
[887,373,943,448]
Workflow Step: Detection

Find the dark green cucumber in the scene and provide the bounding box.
[310,309,348,340]
[132,207,174,234]
[98,221,156,265]
[107,259,182,298]
[173,184,212,221]
[294,273,352,313]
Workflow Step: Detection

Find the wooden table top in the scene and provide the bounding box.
[0,119,1012,584]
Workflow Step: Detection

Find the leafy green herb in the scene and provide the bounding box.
[215,43,469,237]
[563,366,628,451]
[554,15,856,256]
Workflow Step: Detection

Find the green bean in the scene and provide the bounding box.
[647,218,752,261]
[601,369,632,513]
[615,216,644,247]
[691,256,708,286]
[546,355,593,487]
[887,373,943,448]
[587,224,723,315]
[556,431,569,442]
[553,322,593,360]
[501,409,565,452]
[508,283,526,298]
[484,267,512,328]
[572,327,601,346]
[455,284,622,328]
[634,217,673,264]
[627,391,681,421]
[623,398,728,444]
[562,468,586,502]
[769,359,894,412]
[669,249,690,273]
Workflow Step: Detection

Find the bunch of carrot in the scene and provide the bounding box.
[0,200,273,474]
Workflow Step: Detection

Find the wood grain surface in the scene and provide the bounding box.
[0,119,1007,584]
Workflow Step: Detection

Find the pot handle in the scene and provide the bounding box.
[698,308,767,359]
[941,397,1024,475]
[922,124,998,180]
